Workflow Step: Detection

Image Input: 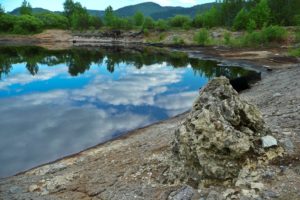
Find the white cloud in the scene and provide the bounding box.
[179,0,197,4]
[151,0,172,6]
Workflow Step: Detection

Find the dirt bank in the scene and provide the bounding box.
[0,30,73,50]
[0,29,299,69]
[0,62,299,199]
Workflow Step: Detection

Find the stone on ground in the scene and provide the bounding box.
[172,76,273,181]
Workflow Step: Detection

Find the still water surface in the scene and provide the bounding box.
[0,46,253,177]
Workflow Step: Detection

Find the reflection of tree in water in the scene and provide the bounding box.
[0,46,251,80]
[190,58,249,79]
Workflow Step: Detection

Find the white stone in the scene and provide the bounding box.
[28,184,38,192]
[273,93,282,97]
[261,135,277,148]
[250,182,264,191]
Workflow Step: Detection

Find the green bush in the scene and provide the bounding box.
[242,25,287,47]
[172,36,185,45]
[224,31,232,45]
[13,15,43,34]
[262,25,287,42]
[36,13,69,29]
[194,28,210,45]
[0,14,16,33]
[89,16,103,29]
[169,15,191,28]
[192,13,203,28]
[155,19,168,31]
[242,31,265,46]
[143,17,155,29]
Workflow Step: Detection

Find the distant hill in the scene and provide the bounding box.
[10,7,52,15]
[9,2,218,19]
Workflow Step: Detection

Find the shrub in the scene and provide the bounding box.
[156,19,168,31]
[143,28,149,36]
[172,36,185,45]
[0,14,16,33]
[143,17,155,29]
[242,26,287,47]
[192,13,203,28]
[224,31,232,45]
[13,15,43,34]
[89,15,103,29]
[262,25,287,42]
[242,31,265,46]
[36,13,69,29]
[169,15,191,28]
[194,28,210,45]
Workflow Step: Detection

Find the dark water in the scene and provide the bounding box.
[0,46,255,178]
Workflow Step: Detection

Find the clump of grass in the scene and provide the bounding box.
[194,28,210,45]
[223,31,232,45]
[289,48,300,57]
[172,36,185,45]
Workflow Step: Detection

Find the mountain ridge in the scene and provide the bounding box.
[9,2,217,19]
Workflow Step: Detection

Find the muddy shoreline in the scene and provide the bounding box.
[0,31,300,199]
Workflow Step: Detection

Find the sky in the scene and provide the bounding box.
[0,0,215,12]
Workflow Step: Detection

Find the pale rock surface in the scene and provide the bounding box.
[173,77,272,181]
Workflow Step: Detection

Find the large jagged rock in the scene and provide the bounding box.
[172,77,271,181]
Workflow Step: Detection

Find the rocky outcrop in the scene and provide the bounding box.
[172,77,275,181]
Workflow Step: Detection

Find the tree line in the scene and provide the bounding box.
[0,0,299,34]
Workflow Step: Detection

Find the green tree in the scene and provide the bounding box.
[201,6,221,28]
[133,11,144,26]
[220,0,245,27]
[249,0,270,29]
[70,7,89,30]
[233,8,249,30]
[63,0,75,19]
[104,6,115,26]
[20,0,32,15]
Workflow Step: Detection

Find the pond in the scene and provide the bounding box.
[0,46,257,178]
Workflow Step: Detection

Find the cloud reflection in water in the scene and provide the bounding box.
[0,61,199,177]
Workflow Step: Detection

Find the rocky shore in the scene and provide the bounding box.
[0,60,299,199]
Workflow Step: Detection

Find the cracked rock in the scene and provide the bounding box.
[173,77,272,181]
